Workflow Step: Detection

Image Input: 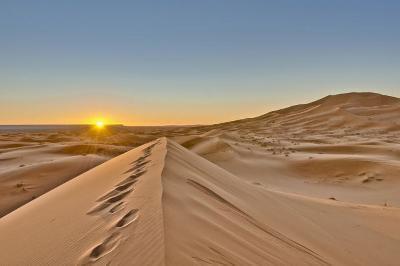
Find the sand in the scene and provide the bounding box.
[0,92,399,264]
[0,142,131,217]
[0,138,399,265]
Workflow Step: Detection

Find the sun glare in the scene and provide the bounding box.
[95,121,105,129]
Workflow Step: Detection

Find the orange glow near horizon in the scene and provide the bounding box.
[0,101,274,126]
[87,116,112,126]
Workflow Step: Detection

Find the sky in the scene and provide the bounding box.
[1,0,399,125]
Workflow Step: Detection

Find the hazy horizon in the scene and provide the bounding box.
[1,1,400,125]
[0,91,399,127]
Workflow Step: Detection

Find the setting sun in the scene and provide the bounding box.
[95,121,104,129]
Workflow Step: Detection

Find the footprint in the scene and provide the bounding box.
[142,143,158,155]
[89,232,121,261]
[87,202,113,215]
[143,150,152,156]
[109,202,125,214]
[123,161,149,174]
[144,144,156,152]
[97,184,135,202]
[128,141,159,168]
[88,189,133,215]
[114,181,137,192]
[131,167,147,175]
[135,160,150,168]
[105,189,133,203]
[117,170,146,186]
[131,155,149,165]
[115,209,139,228]
[123,166,145,176]
[116,178,139,187]
[129,170,147,179]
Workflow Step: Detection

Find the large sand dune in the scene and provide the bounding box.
[0,138,399,265]
[0,92,400,264]
[204,92,400,135]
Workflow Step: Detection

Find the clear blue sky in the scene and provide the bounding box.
[1,0,399,125]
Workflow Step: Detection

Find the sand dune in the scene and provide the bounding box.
[0,142,129,217]
[0,138,399,265]
[202,92,400,137]
[0,155,104,217]
[1,92,400,264]
[0,139,165,265]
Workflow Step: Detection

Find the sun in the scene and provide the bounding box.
[95,121,105,129]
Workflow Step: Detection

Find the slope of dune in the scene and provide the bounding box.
[183,92,400,208]
[0,139,166,265]
[0,138,399,265]
[0,143,130,217]
[0,155,105,217]
[206,92,400,135]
